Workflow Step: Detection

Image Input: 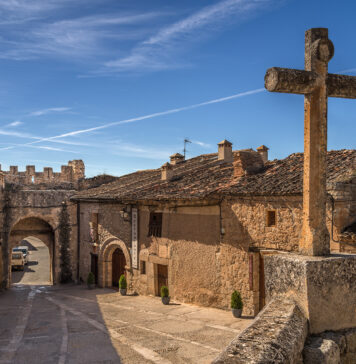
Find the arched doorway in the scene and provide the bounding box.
[112,248,126,287]
[9,217,54,286]
[98,238,131,288]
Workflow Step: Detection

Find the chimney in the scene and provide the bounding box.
[257,145,269,163]
[170,153,184,165]
[161,162,173,181]
[233,150,264,178]
[218,140,233,162]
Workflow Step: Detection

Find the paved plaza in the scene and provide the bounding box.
[0,284,252,364]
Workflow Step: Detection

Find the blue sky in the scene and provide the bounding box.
[0,0,355,177]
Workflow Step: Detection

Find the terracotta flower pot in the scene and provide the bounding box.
[161,296,170,305]
[232,308,242,318]
[119,288,127,296]
[87,283,95,290]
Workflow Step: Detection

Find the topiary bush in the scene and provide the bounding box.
[119,274,127,290]
[161,285,169,298]
[87,272,95,285]
[231,290,243,310]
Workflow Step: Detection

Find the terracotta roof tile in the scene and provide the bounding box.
[72,149,356,202]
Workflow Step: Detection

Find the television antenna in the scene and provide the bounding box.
[183,138,192,159]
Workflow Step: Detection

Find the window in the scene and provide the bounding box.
[140,261,146,275]
[266,210,276,227]
[148,212,162,237]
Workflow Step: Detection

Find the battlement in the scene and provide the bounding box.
[0,160,85,186]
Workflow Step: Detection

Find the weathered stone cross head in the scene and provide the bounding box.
[265,28,356,256]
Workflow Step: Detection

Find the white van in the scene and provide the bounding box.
[12,246,29,265]
[11,251,25,271]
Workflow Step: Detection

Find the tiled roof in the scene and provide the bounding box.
[72,149,356,202]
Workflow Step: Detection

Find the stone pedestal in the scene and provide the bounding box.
[264,253,356,334]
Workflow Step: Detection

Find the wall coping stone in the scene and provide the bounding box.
[213,298,307,364]
[264,253,356,334]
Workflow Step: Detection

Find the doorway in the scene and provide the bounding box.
[91,253,98,285]
[156,264,168,296]
[112,248,126,287]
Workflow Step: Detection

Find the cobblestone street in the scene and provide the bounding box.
[0,285,252,364]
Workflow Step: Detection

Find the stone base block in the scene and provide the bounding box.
[264,253,356,334]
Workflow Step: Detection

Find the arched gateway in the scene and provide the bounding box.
[9,217,55,284]
[98,238,131,288]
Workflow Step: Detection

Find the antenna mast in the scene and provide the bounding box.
[183,138,192,159]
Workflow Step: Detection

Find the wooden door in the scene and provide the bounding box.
[259,254,265,310]
[90,253,98,284]
[112,248,126,287]
[156,264,168,296]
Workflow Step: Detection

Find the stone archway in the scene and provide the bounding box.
[98,238,131,288]
[9,217,55,285]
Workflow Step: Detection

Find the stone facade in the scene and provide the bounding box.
[76,189,355,317]
[0,160,85,288]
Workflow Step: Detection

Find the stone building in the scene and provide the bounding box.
[72,142,356,316]
[0,160,87,288]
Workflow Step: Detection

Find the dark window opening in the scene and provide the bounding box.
[140,261,146,275]
[148,212,162,237]
[266,210,276,227]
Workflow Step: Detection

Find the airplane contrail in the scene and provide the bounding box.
[0,88,265,150]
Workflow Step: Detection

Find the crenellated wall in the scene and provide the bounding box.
[0,160,85,186]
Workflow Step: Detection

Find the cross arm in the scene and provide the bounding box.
[265,67,320,95]
[265,67,356,98]
[327,73,356,99]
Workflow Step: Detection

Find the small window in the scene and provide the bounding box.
[148,212,162,237]
[266,210,276,227]
[140,261,146,275]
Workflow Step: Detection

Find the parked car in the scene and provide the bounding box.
[12,246,29,265]
[11,251,25,271]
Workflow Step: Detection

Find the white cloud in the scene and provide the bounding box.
[0,3,166,61]
[29,107,71,116]
[7,120,23,127]
[191,140,211,148]
[104,0,273,72]
[112,143,171,160]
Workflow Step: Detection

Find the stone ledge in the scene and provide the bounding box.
[303,328,356,364]
[212,298,307,364]
[264,253,356,334]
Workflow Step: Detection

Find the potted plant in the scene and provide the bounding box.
[161,285,170,305]
[231,290,243,318]
[87,272,95,290]
[119,274,127,295]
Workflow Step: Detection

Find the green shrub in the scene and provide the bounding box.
[119,274,127,289]
[160,285,169,298]
[231,290,243,310]
[87,272,95,285]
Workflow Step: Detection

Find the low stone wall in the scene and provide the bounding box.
[303,328,356,363]
[213,298,307,364]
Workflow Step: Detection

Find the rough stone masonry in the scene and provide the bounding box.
[215,27,356,363]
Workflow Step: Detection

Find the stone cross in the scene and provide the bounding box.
[265,28,356,256]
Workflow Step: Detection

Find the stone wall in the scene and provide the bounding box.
[0,160,84,186]
[77,192,355,316]
[0,186,78,287]
[303,329,356,363]
[213,298,308,363]
[264,253,356,334]
[78,201,132,284]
